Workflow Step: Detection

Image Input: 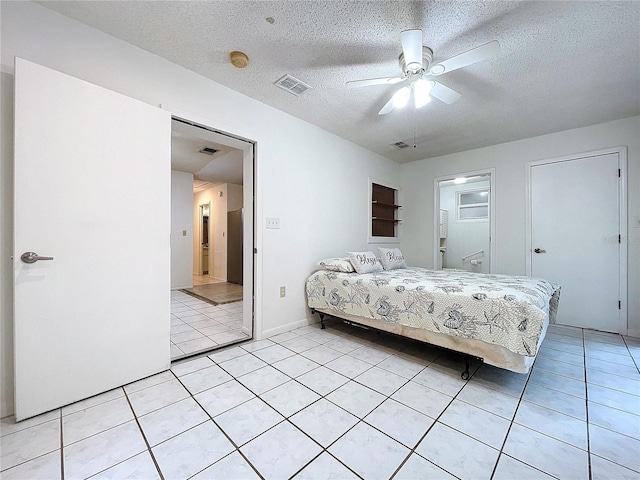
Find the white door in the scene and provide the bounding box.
[13,58,171,420]
[529,152,622,332]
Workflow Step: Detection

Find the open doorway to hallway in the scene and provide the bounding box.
[170,118,254,360]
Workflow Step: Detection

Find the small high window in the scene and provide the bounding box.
[457,189,489,220]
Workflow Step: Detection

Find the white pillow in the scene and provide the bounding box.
[316,257,355,273]
[378,247,407,270]
[346,251,383,274]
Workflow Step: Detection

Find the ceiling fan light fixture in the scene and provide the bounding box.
[392,86,411,109]
[414,79,433,108]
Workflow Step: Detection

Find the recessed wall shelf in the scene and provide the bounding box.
[371,183,400,237]
[372,201,402,208]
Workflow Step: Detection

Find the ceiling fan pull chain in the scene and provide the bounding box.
[413,110,417,148]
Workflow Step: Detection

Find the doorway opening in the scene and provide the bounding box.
[170,117,255,360]
[434,169,495,273]
[198,202,211,277]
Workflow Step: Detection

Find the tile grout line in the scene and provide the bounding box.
[122,388,165,480]
[584,329,593,480]
[286,326,527,479]
[170,296,247,361]
[387,353,474,480]
[170,368,266,480]
[274,342,437,480]
[191,329,425,479]
[487,355,541,479]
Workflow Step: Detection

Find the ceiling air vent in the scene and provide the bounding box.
[392,141,410,149]
[199,147,219,155]
[274,74,312,96]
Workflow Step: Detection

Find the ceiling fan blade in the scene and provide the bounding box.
[345,76,404,89]
[429,40,500,76]
[430,82,462,104]
[400,29,423,71]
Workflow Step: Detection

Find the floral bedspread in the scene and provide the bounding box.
[306,267,560,357]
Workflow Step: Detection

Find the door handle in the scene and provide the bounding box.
[534,248,546,254]
[20,252,54,264]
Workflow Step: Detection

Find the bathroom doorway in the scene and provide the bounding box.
[434,169,495,273]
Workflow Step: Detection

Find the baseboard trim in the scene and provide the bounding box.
[261,317,320,339]
[626,329,640,339]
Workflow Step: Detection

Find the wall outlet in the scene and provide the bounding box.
[182,230,187,236]
[266,217,280,229]
[280,286,286,297]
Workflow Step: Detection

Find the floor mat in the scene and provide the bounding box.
[180,282,243,305]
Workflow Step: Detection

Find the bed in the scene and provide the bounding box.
[306,265,560,376]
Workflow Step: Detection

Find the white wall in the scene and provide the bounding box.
[227,184,243,212]
[171,170,194,289]
[0,0,400,417]
[401,116,640,336]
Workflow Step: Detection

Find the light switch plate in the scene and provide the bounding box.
[266,217,280,229]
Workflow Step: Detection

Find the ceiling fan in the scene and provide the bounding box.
[346,30,500,115]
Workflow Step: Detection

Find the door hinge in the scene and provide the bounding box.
[254,248,257,254]
[618,169,621,177]
[619,234,621,244]
[619,300,621,310]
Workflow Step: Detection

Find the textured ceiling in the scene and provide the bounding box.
[39,1,640,163]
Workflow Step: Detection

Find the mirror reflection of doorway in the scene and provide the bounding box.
[434,170,495,273]
[170,118,253,361]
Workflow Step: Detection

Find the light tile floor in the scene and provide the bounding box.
[2,321,639,479]
[170,290,249,360]
[192,274,224,286]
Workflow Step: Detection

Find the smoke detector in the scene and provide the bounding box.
[230,51,249,68]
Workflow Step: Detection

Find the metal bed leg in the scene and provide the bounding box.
[319,312,326,329]
[461,357,470,380]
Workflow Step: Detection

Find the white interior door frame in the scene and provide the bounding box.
[525,146,628,334]
[433,168,496,272]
